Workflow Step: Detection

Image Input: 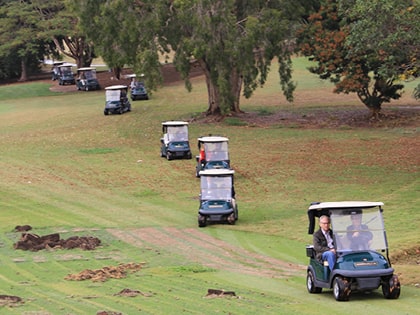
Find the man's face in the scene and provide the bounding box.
[351,215,362,227]
[319,218,330,232]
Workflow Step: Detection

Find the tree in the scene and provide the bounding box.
[342,0,420,102]
[0,0,47,81]
[32,0,96,68]
[298,0,419,116]
[74,0,308,115]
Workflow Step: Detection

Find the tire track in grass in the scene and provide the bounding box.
[108,227,305,278]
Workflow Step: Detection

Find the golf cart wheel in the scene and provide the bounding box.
[227,213,236,225]
[333,277,351,301]
[306,270,322,294]
[198,215,207,228]
[166,152,172,161]
[104,110,109,116]
[382,275,401,299]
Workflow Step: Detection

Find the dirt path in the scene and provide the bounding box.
[108,227,305,278]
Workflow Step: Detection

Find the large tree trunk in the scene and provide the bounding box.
[18,58,28,82]
[357,87,382,118]
[198,59,221,115]
[52,36,94,68]
[229,68,243,113]
[199,59,243,115]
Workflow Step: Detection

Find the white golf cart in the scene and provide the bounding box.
[195,136,230,177]
[306,201,401,301]
[198,169,238,227]
[104,85,131,115]
[127,74,149,100]
[76,67,100,91]
[56,64,75,85]
[160,121,192,160]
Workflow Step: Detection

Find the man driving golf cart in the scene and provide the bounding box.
[195,136,230,177]
[104,85,131,115]
[198,169,237,227]
[160,121,192,160]
[51,61,64,81]
[306,201,400,301]
[128,74,149,100]
[76,67,100,91]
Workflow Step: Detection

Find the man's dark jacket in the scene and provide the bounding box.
[313,228,333,261]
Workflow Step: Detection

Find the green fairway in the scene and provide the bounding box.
[0,58,419,314]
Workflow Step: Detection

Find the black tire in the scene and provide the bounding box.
[306,270,322,294]
[227,213,236,225]
[382,275,401,299]
[104,110,109,116]
[166,152,172,161]
[198,215,207,227]
[333,277,351,301]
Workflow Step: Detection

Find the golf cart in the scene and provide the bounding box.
[76,67,100,91]
[195,136,230,177]
[198,169,238,227]
[306,201,400,301]
[128,74,149,100]
[104,85,131,115]
[160,121,192,160]
[56,64,75,85]
[51,61,64,81]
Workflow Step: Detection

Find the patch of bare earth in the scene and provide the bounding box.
[108,227,305,279]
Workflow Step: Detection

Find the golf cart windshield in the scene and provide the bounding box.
[81,70,96,79]
[204,142,229,161]
[167,125,188,142]
[61,69,72,76]
[200,175,233,200]
[330,207,387,252]
[106,90,122,102]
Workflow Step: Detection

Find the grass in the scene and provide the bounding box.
[0,57,419,314]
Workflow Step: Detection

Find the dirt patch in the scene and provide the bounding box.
[108,227,305,279]
[225,106,420,129]
[114,288,153,297]
[13,227,101,252]
[391,246,420,265]
[65,262,144,282]
[0,295,23,307]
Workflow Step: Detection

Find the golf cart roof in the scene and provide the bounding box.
[77,67,96,71]
[162,121,189,126]
[308,201,384,211]
[105,85,128,90]
[199,169,235,176]
[126,73,145,78]
[307,201,384,235]
[57,64,73,68]
[198,136,229,143]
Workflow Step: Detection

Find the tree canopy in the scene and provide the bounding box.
[298,0,419,115]
[74,0,309,115]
